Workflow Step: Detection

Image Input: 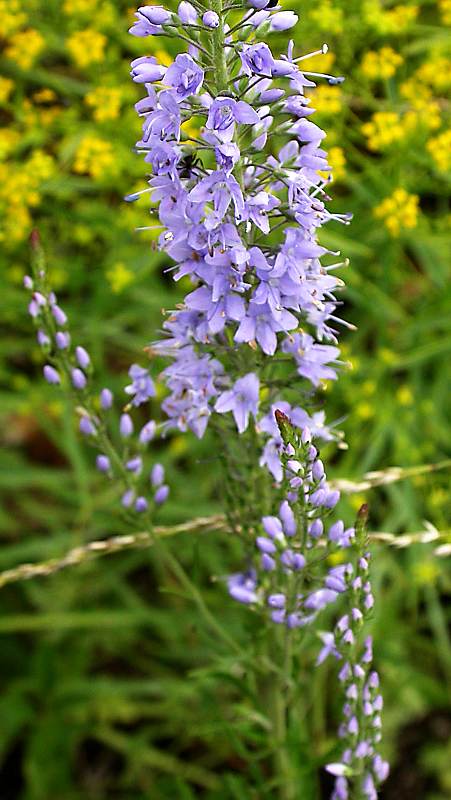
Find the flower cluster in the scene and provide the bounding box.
[228,411,351,628]
[24,234,168,516]
[326,509,389,800]
[129,0,351,477]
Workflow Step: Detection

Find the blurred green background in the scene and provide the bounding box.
[0,0,450,797]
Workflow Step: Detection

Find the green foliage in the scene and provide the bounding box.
[0,0,450,797]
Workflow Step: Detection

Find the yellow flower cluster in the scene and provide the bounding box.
[4,29,45,70]
[0,0,27,36]
[67,30,107,69]
[416,56,451,94]
[320,146,346,182]
[0,77,14,105]
[85,87,123,122]
[0,129,20,160]
[311,85,343,116]
[427,129,451,173]
[106,262,134,293]
[63,0,93,13]
[361,112,405,151]
[309,1,343,34]
[361,47,403,80]
[374,188,419,237]
[363,1,418,33]
[0,150,56,245]
[73,136,116,179]
[439,0,451,25]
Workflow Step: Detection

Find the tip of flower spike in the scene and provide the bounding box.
[357,503,369,521]
[328,76,345,85]
[29,229,41,250]
[322,44,329,54]
[274,409,297,447]
[124,192,141,202]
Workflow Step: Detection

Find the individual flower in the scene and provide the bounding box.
[215,374,260,434]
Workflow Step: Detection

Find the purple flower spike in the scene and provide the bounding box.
[215,373,259,434]
[43,365,60,385]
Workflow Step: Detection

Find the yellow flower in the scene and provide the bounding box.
[28,149,56,181]
[32,88,58,104]
[63,0,92,13]
[326,146,346,182]
[356,402,374,420]
[67,30,107,69]
[413,561,440,586]
[309,1,343,34]
[85,87,123,122]
[417,57,451,94]
[427,129,451,173]
[0,0,27,36]
[361,47,403,80]
[5,29,45,70]
[374,188,419,237]
[439,0,451,25]
[154,48,173,67]
[361,112,405,151]
[396,385,413,406]
[311,84,342,116]
[73,136,116,179]
[363,1,418,33]
[0,129,20,160]
[301,51,335,75]
[0,77,14,105]
[106,262,134,293]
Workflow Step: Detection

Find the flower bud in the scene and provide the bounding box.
[96,455,111,473]
[71,368,87,390]
[75,346,90,370]
[154,484,169,504]
[43,365,60,385]
[100,388,113,409]
[120,413,134,438]
[202,10,219,27]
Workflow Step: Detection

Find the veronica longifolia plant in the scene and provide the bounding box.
[24,2,388,797]
[127,2,388,796]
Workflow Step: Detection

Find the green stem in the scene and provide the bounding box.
[209,0,229,92]
[268,626,296,800]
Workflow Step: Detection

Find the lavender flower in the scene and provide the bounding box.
[215,374,259,434]
[125,364,155,406]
